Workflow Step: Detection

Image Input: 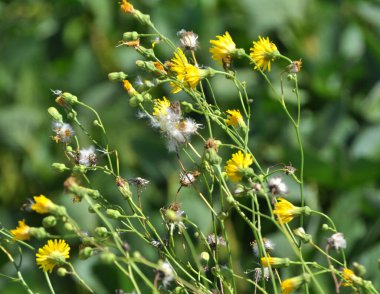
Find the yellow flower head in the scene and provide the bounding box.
[170,48,202,93]
[31,195,55,214]
[250,36,279,72]
[123,80,137,97]
[153,97,171,117]
[209,32,237,63]
[281,276,303,294]
[36,239,70,273]
[273,197,302,224]
[342,268,363,287]
[11,219,31,241]
[225,109,245,127]
[225,151,253,182]
[261,256,290,268]
[120,0,134,14]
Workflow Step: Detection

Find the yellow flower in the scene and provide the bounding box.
[225,109,245,127]
[342,268,363,287]
[11,220,31,241]
[225,151,253,182]
[250,36,279,72]
[273,198,304,224]
[281,276,303,294]
[31,195,55,214]
[120,0,134,14]
[170,48,202,93]
[209,32,237,63]
[123,80,137,96]
[36,239,70,273]
[153,97,171,117]
[261,256,290,268]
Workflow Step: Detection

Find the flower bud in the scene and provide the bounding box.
[57,267,68,277]
[29,227,48,239]
[108,72,128,82]
[64,222,74,232]
[100,251,116,264]
[48,107,63,122]
[293,227,312,243]
[116,176,132,199]
[123,31,139,41]
[353,262,367,277]
[79,247,94,260]
[129,94,144,107]
[82,236,95,246]
[200,252,210,262]
[42,216,57,228]
[60,92,78,105]
[88,203,102,213]
[133,10,152,26]
[106,209,122,219]
[94,227,108,239]
[52,162,68,172]
[180,101,194,113]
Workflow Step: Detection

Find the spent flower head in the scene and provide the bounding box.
[253,267,271,282]
[250,36,279,72]
[177,29,199,51]
[52,121,74,143]
[251,238,275,257]
[328,232,347,250]
[77,146,97,167]
[120,0,135,14]
[268,176,288,195]
[156,261,174,288]
[36,239,70,273]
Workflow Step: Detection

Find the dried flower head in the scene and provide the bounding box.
[120,0,135,14]
[225,151,254,182]
[250,238,275,257]
[180,171,200,187]
[287,59,302,73]
[207,234,226,249]
[250,36,279,72]
[253,267,271,282]
[177,29,199,51]
[268,176,288,195]
[328,232,347,250]
[52,121,74,143]
[11,220,31,241]
[156,261,174,288]
[76,146,97,167]
[36,239,70,273]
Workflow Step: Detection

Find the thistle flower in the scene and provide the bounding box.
[268,176,288,195]
[52,121,74,143]
[328,232,347,250]
[225,109,246,128]
[273,198,310,224]
[209,32,237,64]
[36,239,70,273]
[120,0,134,14]
[224,151,254,182]
[177,29,199,51]
[31,195,55,214]
[77,146,97,167]
[250,36,279,72]
[11,220,31,241]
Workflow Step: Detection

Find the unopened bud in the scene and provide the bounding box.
[61,92,78,105]
[29,227,48,239]
[100,251,116,264]
[42,216,57,228]
[48,107,63,122]
[52,162,68,172]
[94,227,108,239]
[79,247,94,260]
[108,72,128,82]
[106,209,122,219]
[123,31,139,41]
[88,203,102,213]
[57,267,68,277]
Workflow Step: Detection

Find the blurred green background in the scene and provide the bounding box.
[1,0,380,293]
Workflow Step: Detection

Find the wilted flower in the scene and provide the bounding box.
[268,177,288,195]
[177,29,199,51]
[120,0,135,14]
[328,232,347,250]
[156,261,174,288]
[36,239,70,273]
[286,60,302,73]
[77,146,97,167]
[52,121,74,143]
[225,151,254,182]
[180,171,200,187]
[249,36,279,72]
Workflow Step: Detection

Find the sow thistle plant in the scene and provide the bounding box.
[1,1,379,294]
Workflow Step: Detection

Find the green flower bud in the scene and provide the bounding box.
[234,48,246,59]
[129,94,144,107]
[57,267,68,277]
[73,164,87,174]
[106,209,122,219]
[52,162,68,172]
[64,222,75,232]
[143,92,152,102]
[137,46,155,59]
[94,227,108,239]
[79,247,94,260]
[165,209,177,222]
[133,251,141,259]
[180,101,194,113]
[353,262,367,277]
[51,205,67,217]
[29,227,48,239]
[48,107,63,122]
[293,227,312,243]
[88,203,102,213]
[108,72,128,82]
[93,120,101,127]
[42,216,57,228]
[116,177,132,199]
[133,11,152,26]
[100,251,116,264]
[61,92,78,105]
[200,252,209,262]
[82,237,95,246]
[322,224,330,231]
[123,31,139,41]
[204,148,222,166]
[66,146,73,152]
